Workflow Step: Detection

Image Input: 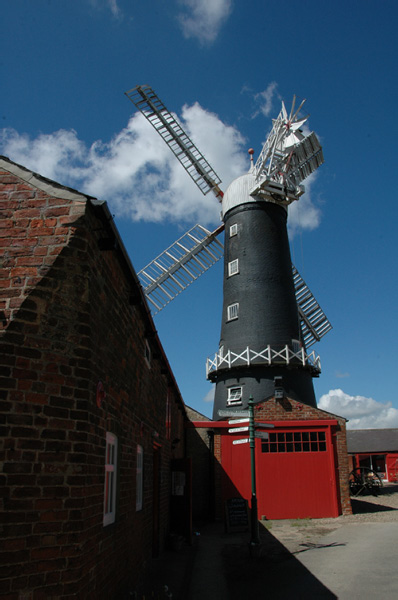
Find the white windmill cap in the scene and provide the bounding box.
[221,171,258,218]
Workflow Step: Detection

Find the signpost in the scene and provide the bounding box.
[254,431,269,440]
[218,397,275,549]
[228,426,249,434]
[228,418,250,425]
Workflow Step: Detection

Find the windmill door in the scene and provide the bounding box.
[255,424,339,519]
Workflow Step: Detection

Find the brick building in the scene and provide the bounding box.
[0,156,188,598]
[190,397,352,521]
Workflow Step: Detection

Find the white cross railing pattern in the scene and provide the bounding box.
[206,344,321,378]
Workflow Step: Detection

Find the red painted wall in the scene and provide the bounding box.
[221,422,339,519]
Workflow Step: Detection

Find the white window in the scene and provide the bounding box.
[144,340,151,367]
[227,303,239,321]
[230,224,238,237]
[227,387,243,405]
[228,259,239,277]
[103,432,117,526]
[136,445,143,511]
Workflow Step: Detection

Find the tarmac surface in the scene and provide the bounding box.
[141,484,398,599]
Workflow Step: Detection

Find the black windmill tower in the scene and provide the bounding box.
[126,86,331,420]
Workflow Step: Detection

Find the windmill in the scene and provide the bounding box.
[125,85,331,420]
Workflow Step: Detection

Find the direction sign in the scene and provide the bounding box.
[228,426,249,434]
[228,418,250,425]
[254,422,275,429]
[255,431,269,440]
[218,409,250,418]
[232,438,249,445]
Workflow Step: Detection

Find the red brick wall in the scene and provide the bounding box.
[0,162,187,599]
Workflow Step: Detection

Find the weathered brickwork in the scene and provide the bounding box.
[0,158,187,599]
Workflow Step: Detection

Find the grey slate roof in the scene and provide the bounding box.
[347,429,398,453]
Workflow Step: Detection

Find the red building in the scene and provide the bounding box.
[190,396,352,521]
[0,156,188,598]
[347,429,398,483]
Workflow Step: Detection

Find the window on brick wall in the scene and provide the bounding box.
[227,303,239,321]
[228,259,239,277]
[136,445,143,511]
[103,432,117,526]
[227,386,243,405]
[230,223,238,237]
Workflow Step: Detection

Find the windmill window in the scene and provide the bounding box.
[227,303,239,321]
[228,259,239,277]
[230,224,238,237]
[227,386,242,405]
[103,432,118,526]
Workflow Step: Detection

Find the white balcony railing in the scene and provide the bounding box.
[206,344,321,378]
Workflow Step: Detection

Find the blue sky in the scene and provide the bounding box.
[2,0,397,428]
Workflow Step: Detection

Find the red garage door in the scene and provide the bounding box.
[221,423,339,520]
[256,428,338,519]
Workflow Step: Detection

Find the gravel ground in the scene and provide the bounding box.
[260,483,398,554]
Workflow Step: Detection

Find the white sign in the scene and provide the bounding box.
[218,409,250,418]
[255,432,269,440]
[228,426,249,433]
[254,422,275,429]
[232,438,249,445]
[228,418,250,425]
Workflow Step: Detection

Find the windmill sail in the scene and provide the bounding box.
[138,224,224,314]
[125,85,223,198]
[138,223,331,347]
[293,266,332,348]
[127,85,331,348]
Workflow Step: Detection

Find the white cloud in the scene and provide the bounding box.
[89,0,121,18]
[203,386,215,403]
[177,0,232,44]
[0,104,246,227]
[254,82,279,118]
[0,98,322,233]
[288,172,321,236]
[318,389,398,429]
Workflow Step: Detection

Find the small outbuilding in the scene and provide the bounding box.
[189,395,352,521]
[347,429,398,483]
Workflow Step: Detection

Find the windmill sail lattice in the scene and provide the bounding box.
[138,226,331,344]
[138,224,224,314]
[251,99,324,203]
[125,85,223,198]
[127,85,331,348]
[293,266,332,348]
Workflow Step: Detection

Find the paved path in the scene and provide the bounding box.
[186,521,398,599]
[295,522,398,599]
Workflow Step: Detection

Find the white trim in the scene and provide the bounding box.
[228,259,239,277]
[227,386,243,405]
[103,432,117,526]
[206,344,321,378]
[229,223,238,237]
[227,303,239,321]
